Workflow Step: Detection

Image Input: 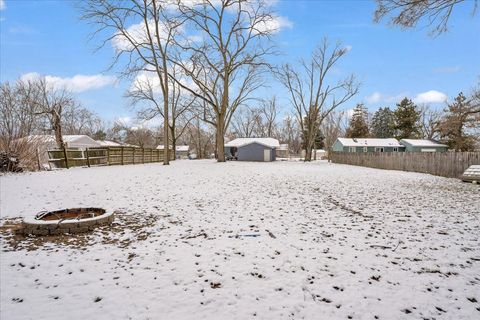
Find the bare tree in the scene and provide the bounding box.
[127,67,197,154]
[81,0,185,165]
[170,0,276,162]
[258,96,279,137]
[62,103,104,136]
[186,115,215,159]
[321,111,347,161]
[278,114,302,155]
[31,79,76,149]
[277,39,359,161]
[374,0,477,35]
[0,81,39,147]
[231,106,261,138]
[419,105,443,139]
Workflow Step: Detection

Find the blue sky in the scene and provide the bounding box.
[1,0,479,124]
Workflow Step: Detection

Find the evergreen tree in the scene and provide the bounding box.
[439,92,479,151]
[346,103,369,138]
[314,130,325,149]
[393,98,421,139]
[370,107,395,138]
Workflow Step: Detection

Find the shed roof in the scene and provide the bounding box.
[225,138,280,148]
[400,139,448,147]
[176,145,189,152]
[337,138,403,147]
[96,140,122,147]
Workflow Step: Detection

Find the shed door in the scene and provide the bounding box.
[263,149,270,162]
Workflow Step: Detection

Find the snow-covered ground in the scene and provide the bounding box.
[1,160,479,320]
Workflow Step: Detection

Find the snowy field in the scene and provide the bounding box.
[1,160,479,320]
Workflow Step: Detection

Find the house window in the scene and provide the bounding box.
[393,147,398,152]
[349,147,355,153]
[363,146,368,152]
[375,147,384,152]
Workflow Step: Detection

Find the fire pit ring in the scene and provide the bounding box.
[21,207,114,235]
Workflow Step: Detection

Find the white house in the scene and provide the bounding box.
[156,145,189,159]
[17,135,101,168]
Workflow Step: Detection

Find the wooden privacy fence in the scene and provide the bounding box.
[48,146,174,169]
[330,151,480,178]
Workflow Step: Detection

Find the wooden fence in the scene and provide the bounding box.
[47,146,174,169]
[330,151,480,178]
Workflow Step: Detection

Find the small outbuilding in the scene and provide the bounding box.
[399,139,448,152]
[175,145,190,159]
[332,138,405,153]
[156,145,189,159]
[225,138,279,162]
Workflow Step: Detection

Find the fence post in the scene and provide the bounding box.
[85,148,91,167]
[133,147,136,164]
[121,147,124,165]
[107,148,111,165]
[142,148,145,163]
[62,146,69,169]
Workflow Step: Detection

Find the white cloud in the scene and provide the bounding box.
[366,92,382,104]
[0,0,6,11]
[365,91,409,104]
[115,116,132,126]
[413,90,448,104]
[253,15,293,34]
[20,72,116,93]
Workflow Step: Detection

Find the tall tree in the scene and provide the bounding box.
[393,97,421,140]
[321,111,347,161]
[439,92,480,151]
[374,0,477,35]
[277,39,359,161]
[32,78,76,149]
[370,107,395,138]
[81,0,185,165]
[231,106,261,138]
[346,103,369,138]
[419,105,443,139]
[279,114,302,155]
[259,96,279,137]
[171,0,276,162]
[127,67,197,155]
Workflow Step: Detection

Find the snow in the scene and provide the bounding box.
[225,138,280,148]
[337,138,403,147]
[400,139,448,147]
[1,160,479,320]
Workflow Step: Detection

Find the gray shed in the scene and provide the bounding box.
[225,138,279,162]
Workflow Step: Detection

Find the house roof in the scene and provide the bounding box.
[337,138,404,148]
[96,140,122,147]
[225,138,280,148]
[156,145,188,151]
[20,135,100,147]
[400,139,448,147]
[176,145,189,152]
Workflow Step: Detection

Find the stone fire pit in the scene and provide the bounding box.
[21,207,114,235]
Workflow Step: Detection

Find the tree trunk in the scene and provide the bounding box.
[216,116,225,162]
[163,90,170,165]
[170,126,176,161]
[305,145,312,161]
[52,112,64,149]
